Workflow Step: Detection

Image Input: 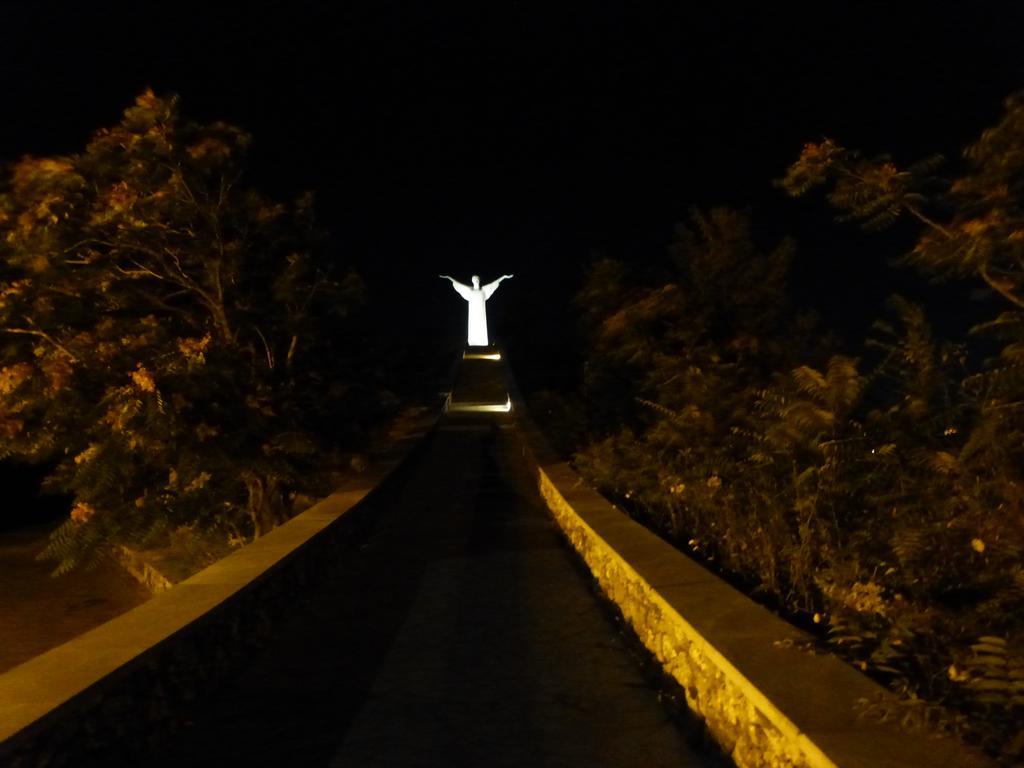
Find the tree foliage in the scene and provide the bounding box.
[0,91,379,572]
[572,94,1024,759]
[577,208,825,604]
[780,91,1024,313]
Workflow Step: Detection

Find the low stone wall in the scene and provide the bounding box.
[0,414,435,767]
[511,416,995,768]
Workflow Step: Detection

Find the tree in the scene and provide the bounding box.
[778,91,1024,310]
[0,90,371,572]
[775,92,1024,755]
[778,93,1024,557]
[578,208,797,418]
[575,209,829,603]
[565,94,1024,754]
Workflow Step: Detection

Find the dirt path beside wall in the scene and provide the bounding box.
[0,523,150,674]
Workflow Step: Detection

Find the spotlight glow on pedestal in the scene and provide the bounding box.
[447,395,512,414]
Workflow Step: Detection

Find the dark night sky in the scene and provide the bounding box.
[2,1,1023,384]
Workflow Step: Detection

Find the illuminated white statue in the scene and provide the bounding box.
[440,273,513,346]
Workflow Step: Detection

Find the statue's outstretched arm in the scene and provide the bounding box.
[482,274,513,300]
[441,274,473,300]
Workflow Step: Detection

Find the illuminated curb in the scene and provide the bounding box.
[506,371,994,768]
[0,411,437,765]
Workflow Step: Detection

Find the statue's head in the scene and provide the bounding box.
[471,275,480,289]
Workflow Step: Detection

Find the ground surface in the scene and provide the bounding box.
[0,523,150,674]
[146,417,723,767]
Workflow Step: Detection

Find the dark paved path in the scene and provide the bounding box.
[148,418,723,767]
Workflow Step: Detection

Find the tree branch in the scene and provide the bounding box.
[3,318,79,362]
[902,203,956,240]
[978,262,1024,309]
[285,334,298,370]
[253,325,274,369]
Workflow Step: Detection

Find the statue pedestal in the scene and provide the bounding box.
[446,346,511,413]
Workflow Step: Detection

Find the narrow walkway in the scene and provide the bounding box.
[149,419,721,767]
